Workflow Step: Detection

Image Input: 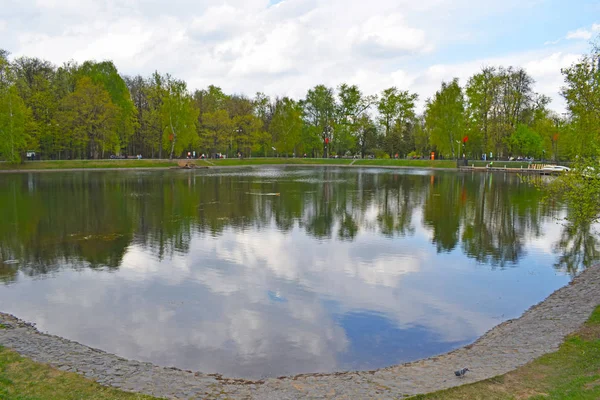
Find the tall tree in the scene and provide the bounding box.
[56,77,118,159]
[355,115,379,158]
[160,75,198,159]
[302,84,336,157]
[426,78,466,158]
[561,42,600,157]
[377,87,418,156]
[201,109,232,156]
[336,83,376,155]
[78,61,137,154]
[377,88,417,136]
[466,67,497,156]
[0,50,30,163]
[270,97,304,156]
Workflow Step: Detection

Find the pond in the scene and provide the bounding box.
[0,167,596,378]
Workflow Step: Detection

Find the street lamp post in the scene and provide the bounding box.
[456,140,461,161]
[232,128,241,159]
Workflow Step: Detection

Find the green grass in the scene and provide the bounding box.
[353,159,457,168]
[201,157,352,166]
[0,346,158,400]
[411,305,600,399]
[0,159,179,170]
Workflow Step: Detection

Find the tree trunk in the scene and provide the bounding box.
[168,113,176,160]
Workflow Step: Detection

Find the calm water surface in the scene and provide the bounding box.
[0,167,597,378]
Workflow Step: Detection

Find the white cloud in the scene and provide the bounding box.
[567,28,593,40]
[566,23,600,41]
[0,1,593,114]
[350,14,430,57]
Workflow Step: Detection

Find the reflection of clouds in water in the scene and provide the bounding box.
[3,222,502,377]
[118,223,496,352]
[32,268,349,377]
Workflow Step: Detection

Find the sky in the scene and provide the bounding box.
[1,0,599,112]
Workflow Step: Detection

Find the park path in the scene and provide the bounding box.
[1,265,600,399]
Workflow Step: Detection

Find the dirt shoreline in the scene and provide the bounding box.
[1,265,599,399]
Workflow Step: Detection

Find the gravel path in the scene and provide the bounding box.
[1,265,599,399]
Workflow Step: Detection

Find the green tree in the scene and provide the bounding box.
[336,83,376,155]
[465,67,497,156]
[425,78,466,158]
[509,124,543,158]
[302,84,336,157]
[270,97,303,156]
[0,50,31,163]
[377,87,417,137]
[561,41,600,158]
[377,87,417,157]
[201,109,232,156]
[160,76,199,159]
[56,77,118,159]
[0,86,30,163]
[355,115,379,158]
[78,61,137,155]
[413,116,429,157]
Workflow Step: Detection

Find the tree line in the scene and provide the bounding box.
[0,40,598,163]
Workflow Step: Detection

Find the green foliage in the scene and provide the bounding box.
[355,115,379,158]
[56,77,118,159]
[377,87,418,136]
[270,97,303,156]
[302,84,336,157]
[510,124,544,158]
[0,86,30,163]
[465,66,539,158]
[159,76,199,159]
[541,156,600,227]
[561,46,600,158]
[78,61,136,152]
[426,78,465,158]
[201,109,232,155]
[374,149,390,159]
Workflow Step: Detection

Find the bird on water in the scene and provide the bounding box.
[454,368,469,378]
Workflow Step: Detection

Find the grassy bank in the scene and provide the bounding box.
[0,159,179,170]
[0,346,155,400]
[353,159,457,168]
[412,305,600,399]
[199,157,352,166]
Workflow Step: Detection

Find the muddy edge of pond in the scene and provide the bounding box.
[1,265,599,399]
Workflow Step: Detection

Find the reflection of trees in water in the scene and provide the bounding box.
[423,175,461,252]
[459,174,527,267]
[0,170,589,280]
[554,222,600,276]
